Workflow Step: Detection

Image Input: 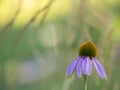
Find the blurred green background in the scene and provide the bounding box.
[0,0,120,90]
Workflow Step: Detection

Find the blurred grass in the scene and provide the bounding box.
[0,0,120,90]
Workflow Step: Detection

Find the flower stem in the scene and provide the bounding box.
[84,75,87,90]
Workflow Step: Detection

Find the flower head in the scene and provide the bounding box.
[66,41,107,80]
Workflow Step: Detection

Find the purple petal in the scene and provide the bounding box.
[82,56,92,75]
[92,58,107,80]
[66,56,80,76]
[76,58,83,78]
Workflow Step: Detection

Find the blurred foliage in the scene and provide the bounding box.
[0,0,120,90]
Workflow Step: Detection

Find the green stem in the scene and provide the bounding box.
[84,75,87,90]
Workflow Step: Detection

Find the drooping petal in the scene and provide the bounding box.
[66,56,80,76]
[92,58,107,80]
[82,56,92,75]
[76,57,83,78]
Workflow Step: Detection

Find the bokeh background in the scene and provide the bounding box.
[0,0,120,90]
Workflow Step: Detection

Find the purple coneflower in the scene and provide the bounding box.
[66,41,107,80]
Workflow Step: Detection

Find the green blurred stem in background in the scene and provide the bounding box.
[84,75,87,90]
